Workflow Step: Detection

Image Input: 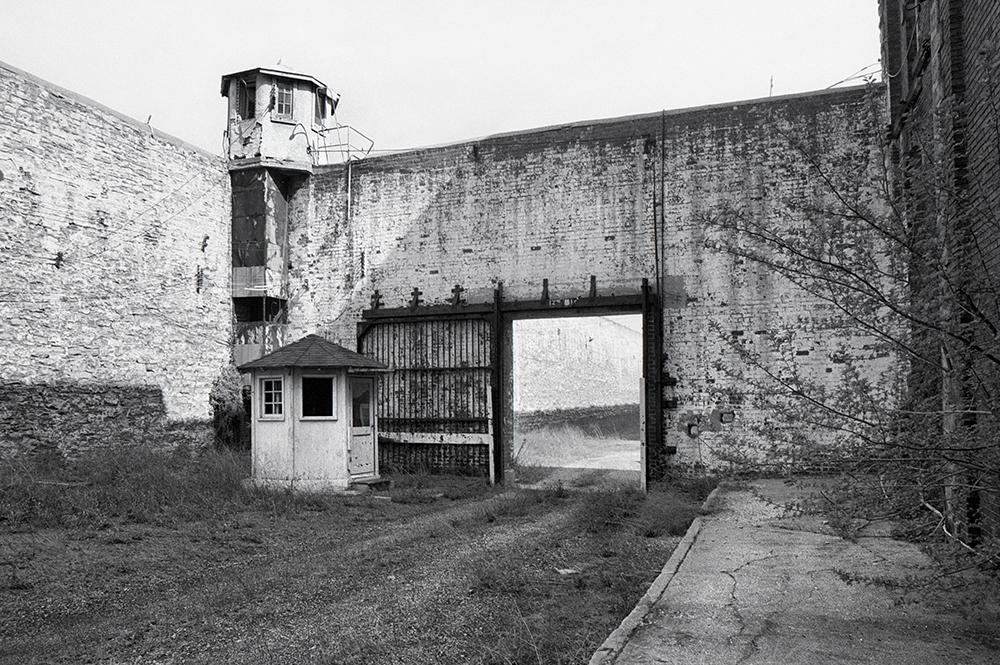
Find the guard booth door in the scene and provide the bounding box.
[348,377,375,475]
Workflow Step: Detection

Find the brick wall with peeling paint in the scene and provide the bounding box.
[286,85,901,473]
[0,56,898,472]
[657,89,901,471]
[0,62,232,457]
[879,0,1000,546]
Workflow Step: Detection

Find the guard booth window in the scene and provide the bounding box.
[302,377,336,419]
[261,378,283,418]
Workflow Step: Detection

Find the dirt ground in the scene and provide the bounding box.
[0,478,684,664]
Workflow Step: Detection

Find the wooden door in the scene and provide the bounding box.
[349,377,375,475]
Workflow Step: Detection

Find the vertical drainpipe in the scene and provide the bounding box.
[657,111,667,474]
[347,159,355,339]
[659,110,666,298]
[347,159,353,226]
[641,278,649,490]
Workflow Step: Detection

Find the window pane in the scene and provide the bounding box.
[262,378,283,417]
[302,377,334,417]
[276,81,293,118]
[239,78,256,119]
[352,383,371,427]
[314,92,325,125]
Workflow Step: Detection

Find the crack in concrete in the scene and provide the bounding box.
[748,485,808,518]
[721,568,748,657]
[722,552,783,663]
[771,522,835,536]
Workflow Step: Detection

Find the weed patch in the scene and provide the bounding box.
[572,484,705,538]
[457,485,708,663]
[0,462,700,664]
[0,447,251,529]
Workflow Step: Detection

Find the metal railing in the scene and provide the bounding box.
[312,123,374,165]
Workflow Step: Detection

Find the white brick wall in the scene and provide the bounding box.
[1,57,898,472]
[0,62,232,456]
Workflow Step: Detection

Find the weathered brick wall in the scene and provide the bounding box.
[961,0,1000,547]
[962,1,1000,308]
[881,0,1000,541]
[657,89,899,472]
[0,61,232,457]
[286,86,898,474]
[288,123,655,338]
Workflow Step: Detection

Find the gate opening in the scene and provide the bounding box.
[512,314,643,488]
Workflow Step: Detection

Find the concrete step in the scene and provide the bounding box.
[348,476,393,492]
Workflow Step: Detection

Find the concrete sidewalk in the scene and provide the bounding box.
[592,479,1000,665]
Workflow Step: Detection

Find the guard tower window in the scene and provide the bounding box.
[314,88,328,126]
[238,77,256,120]
[275,80,294,120]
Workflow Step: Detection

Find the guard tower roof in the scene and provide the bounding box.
[221,65,337,102]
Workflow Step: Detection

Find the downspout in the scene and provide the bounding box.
[491,283,504,485]
[659,110,665,296]
[347,159,353,226]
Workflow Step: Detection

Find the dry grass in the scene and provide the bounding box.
[0,448,708,664]
[0,446,254,529]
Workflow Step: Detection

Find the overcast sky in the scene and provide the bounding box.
[1,1,881,156]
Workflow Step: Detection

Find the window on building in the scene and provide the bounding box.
[302,376,336,418]
[261,378,284,418]
[352,381,371,427]
[233,297,288,324]
[275,80,294,120]
[238,77,256,120]
[315,88,327,126]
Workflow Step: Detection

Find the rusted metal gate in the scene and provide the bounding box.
[358,304,498,480]
[358,278,666,485]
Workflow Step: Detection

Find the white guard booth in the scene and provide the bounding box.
[238,334,388,490]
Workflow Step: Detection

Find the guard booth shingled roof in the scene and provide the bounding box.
[237,334,388,372]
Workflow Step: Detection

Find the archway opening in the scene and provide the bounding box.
[512,314,643,489]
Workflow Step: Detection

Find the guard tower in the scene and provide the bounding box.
[221,64,339,171]
[221,64,338,365]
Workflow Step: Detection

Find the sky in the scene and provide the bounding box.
[1,1,882,157]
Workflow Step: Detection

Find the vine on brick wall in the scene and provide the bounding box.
[703,81,1000,571]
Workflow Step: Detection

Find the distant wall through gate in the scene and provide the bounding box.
[513,315,642,415]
